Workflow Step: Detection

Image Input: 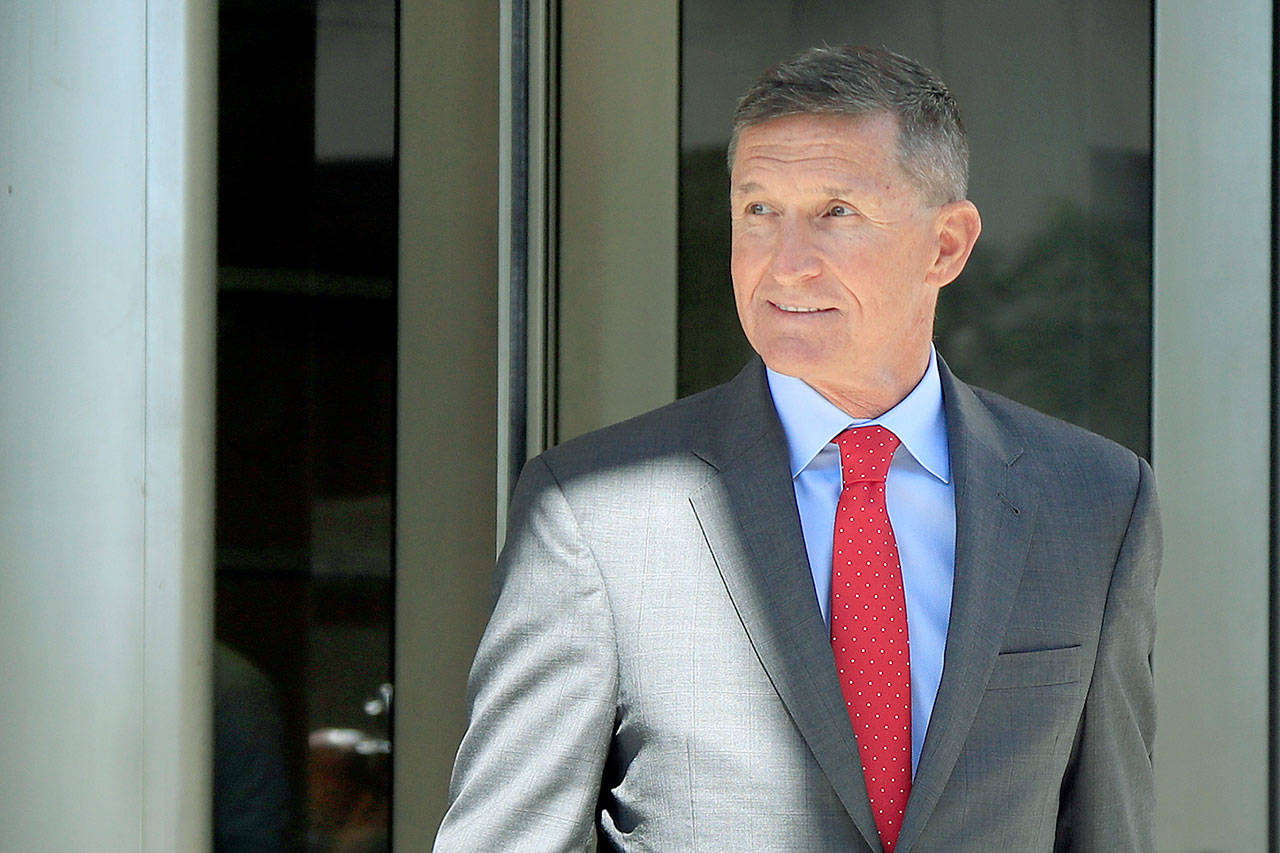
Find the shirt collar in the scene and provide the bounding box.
[766,347,951,484]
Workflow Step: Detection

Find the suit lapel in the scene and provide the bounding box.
[688,360,883,852]
[894,363,1037,852]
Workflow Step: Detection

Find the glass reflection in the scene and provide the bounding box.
[680,0,1152,455]
[215,0,397,849]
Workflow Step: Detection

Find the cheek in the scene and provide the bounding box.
[836,240,928,300]
[729,240,761,299]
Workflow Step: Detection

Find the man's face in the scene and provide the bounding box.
[730,112,967,412]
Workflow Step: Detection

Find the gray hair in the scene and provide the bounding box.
[729,45,969,204]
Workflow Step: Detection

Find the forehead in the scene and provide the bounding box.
[730,112,903,189]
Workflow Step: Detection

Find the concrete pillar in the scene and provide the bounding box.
[1152,2,1272,849]
[0,2,216,849]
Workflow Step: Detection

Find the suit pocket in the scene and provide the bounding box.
[985,645,1084,690]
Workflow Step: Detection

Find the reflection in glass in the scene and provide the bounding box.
[680,1,1152,455]
[215,642,290,850]
[215,0,397,849]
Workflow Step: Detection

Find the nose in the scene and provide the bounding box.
[768,217,822,284]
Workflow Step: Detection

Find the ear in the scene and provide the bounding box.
[925,200,981,288]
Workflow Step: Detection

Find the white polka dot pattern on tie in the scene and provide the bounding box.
[831,424,910,853]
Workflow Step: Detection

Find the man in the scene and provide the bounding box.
[436,46,1158,852]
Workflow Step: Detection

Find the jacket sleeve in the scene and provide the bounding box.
[434,456,619,852]
[1056,457,1160,851]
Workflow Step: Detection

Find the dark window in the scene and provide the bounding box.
[215,1,397,849]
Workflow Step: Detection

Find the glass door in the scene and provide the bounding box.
[215,1,397,848]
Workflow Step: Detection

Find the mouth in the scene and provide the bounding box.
[771,301,831,314]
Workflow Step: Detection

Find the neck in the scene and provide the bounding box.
[807,351,931,419]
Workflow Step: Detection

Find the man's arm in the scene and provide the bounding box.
[1056,457,1160,851]
[434,456,618,852]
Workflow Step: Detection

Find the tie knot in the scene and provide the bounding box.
[835,425,900,484]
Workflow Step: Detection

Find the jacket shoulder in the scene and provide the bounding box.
[968,384,1141,470]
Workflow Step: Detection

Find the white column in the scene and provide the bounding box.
[1151,2,1271,849]
[0,2,215,849]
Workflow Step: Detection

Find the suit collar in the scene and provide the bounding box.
[689,357,776,471]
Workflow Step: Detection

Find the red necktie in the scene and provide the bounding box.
[831,425,911,852]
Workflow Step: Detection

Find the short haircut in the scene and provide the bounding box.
[729,45,969,204]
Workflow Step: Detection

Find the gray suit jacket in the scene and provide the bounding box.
[435,358,1159,852]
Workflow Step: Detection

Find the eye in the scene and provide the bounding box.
[826,203,855,217]
[746,202,769,215]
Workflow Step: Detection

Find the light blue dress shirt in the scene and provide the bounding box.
[766,348,956,774]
